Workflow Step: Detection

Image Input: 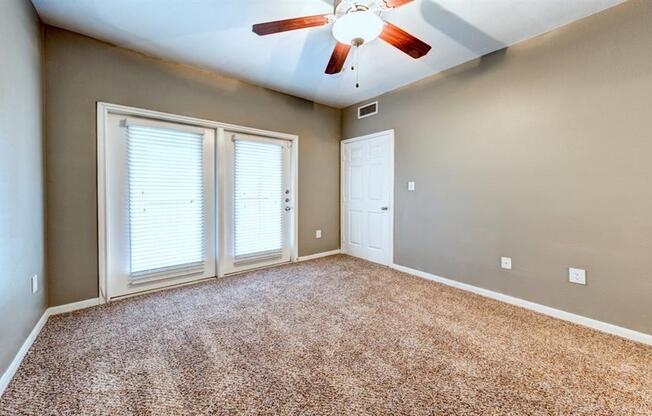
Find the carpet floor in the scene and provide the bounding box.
[1,255,650,415]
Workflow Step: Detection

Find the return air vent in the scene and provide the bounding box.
[357,101,378,119]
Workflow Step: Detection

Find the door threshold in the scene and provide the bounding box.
[106,276,216,303]
[221,261,293,278]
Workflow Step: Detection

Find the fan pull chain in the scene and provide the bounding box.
[352,44,360,88]
[356,48,360,88]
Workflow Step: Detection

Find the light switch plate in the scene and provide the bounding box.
[315,229,322,239]
[31,275,38,294]
[569,267,586,285]
[407,181,415,191]
[501,257,512,270]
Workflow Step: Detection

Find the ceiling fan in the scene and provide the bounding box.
[252,0,432,76]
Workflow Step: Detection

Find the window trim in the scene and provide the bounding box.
[97,102,299,304]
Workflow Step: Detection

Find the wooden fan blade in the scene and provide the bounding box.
[379,22,432,59]
[325,43,351,74]
[252,14,329,36]
[383,0,414,8]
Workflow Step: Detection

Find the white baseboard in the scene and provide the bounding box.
[392,264,652,346]
[0,311,48,397]
[296,249,341,262]
[0,297,100,398]
[48,297,100,316]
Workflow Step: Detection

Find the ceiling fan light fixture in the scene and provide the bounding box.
[251,0,430,76]
[332,10,384,46]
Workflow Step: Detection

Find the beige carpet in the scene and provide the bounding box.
[1,255,650,415]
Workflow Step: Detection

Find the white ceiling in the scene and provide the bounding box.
[32,0,624,108]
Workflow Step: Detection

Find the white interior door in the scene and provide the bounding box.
[104,115,216,299]
[341,131,394,265]
[219,132,294,274]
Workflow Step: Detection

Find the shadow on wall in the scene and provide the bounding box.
[479,47,508,66]
[379,45,509,99]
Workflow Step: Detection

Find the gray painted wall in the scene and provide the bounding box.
[0,0,46,375]
[343,0,652,334]
[44,27,341,307]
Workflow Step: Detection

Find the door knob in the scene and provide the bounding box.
[285,206,292,212]
[380,206,389,211]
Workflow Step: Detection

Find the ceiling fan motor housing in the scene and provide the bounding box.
[334,1,383,17]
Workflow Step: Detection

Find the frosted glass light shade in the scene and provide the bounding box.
[332,11,384,45]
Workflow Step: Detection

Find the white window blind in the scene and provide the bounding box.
[127,124,205,279]
[233,139,285,262]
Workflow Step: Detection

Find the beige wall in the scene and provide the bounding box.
[343,0,652,334]
[0,0,46,375]
[45,27,341,307]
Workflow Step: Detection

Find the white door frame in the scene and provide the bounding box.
[340,129,395,266]
[97,102,299,303]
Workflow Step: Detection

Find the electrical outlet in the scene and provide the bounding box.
[569,267,586,285]
[315,229,322,239]
[407,181,416,191]
[31,275,38,294]
[501,257,512,270]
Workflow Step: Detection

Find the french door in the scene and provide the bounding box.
[101,105,296,300]
[104,115,216,299]
[219,133,294,274]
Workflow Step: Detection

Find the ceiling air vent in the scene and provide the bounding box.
[357,101,378,119]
